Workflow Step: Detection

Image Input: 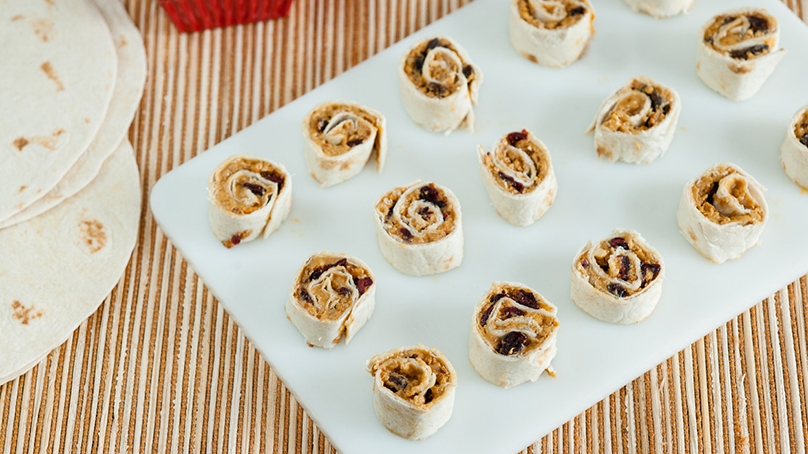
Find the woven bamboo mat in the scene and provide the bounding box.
[2,0,807,452]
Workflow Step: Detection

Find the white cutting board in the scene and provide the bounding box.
[150,1,808,452]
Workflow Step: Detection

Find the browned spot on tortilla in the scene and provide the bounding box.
[13,129,66,152]
[40,61,64,91]
[30,17,55,42]
[13,137,29,151]
[527,54,538,64]
[118,35,127,47]
[18,185,27,194]
[84,118,90,123]
[11,14,24,21]
[45,0,54,5]
[688,229,697,242]
[11,300,44,325]
[596,145,612,160]
[320,159,337,170]
[79,219,107,253]
[339,161,352,171]
[729,63,753,74]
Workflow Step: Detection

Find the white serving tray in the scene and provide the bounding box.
[150,1,808,452]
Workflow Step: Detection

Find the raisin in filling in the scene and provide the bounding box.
[376,183,457,245]
[601,80,672,133]
[404,37,475,99]
[259,170,284,191]
[308,103,382,157]
[484,130,549,195]
[213,157,286,216]
[517,0,588,30]
[577,235,662,298]
[691,165,764,225]
[371,349,453,407]
[297,255,373,320]
[703,13,775,60]
[478,285,558,357]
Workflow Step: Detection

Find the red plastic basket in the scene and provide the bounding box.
[159,0,294,33]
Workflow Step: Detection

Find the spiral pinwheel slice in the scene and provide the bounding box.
[469,282,559,388]
[677,163,768,264]
[373,181,463,276]
[478,129,557,226]
[780,106,808,190]
[509,0,595,67]
[285,252,376,349]
[588,76,681,165]
[570,229,664,324]
[301,101,388,188]
[207,155,292,248]
[696,8,786,101]
[366,344,457,440]
[622,0,692,18]
[399,36,482,134]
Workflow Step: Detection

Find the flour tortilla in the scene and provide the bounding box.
[285,252,377,349]
[0,0,145,229]
[780,105,808,189]
[477,130,558,226]
[508,0,595,68]
[695,8,786,102]
[622,0,692,18]
[588,76,681,165]
[0,0,117,223]
[570,229,665,324]
[367,344,457,440]
[398,36,482,134]
[468,282,559,388]
[301,101,388,188]
[207,155,292,248]
[373,181,464,276]
[0,141,141,384]
[676,163,768,264]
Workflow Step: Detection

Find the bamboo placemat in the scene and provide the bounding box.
[2,1,807,452]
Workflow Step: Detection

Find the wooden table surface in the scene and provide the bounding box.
[2,0,808,452]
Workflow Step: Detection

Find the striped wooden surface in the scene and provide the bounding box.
[2,0,807,452]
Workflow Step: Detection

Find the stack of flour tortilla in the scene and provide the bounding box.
[0,0,145,384]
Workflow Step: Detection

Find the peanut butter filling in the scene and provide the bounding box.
[601,79,673,133]
[703,12,776,60]
[376,183,458,245]
[476,284,558,357]
[295,255,372,321]
[212,157,286,215]
[307,103,383,157]
[369,347,454,408]
[794,110,808,148]
[404,37,475,99]
[518,0,588,30]
[484,131,549,195]
[691,165,765,225]
[575,234,662,298]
